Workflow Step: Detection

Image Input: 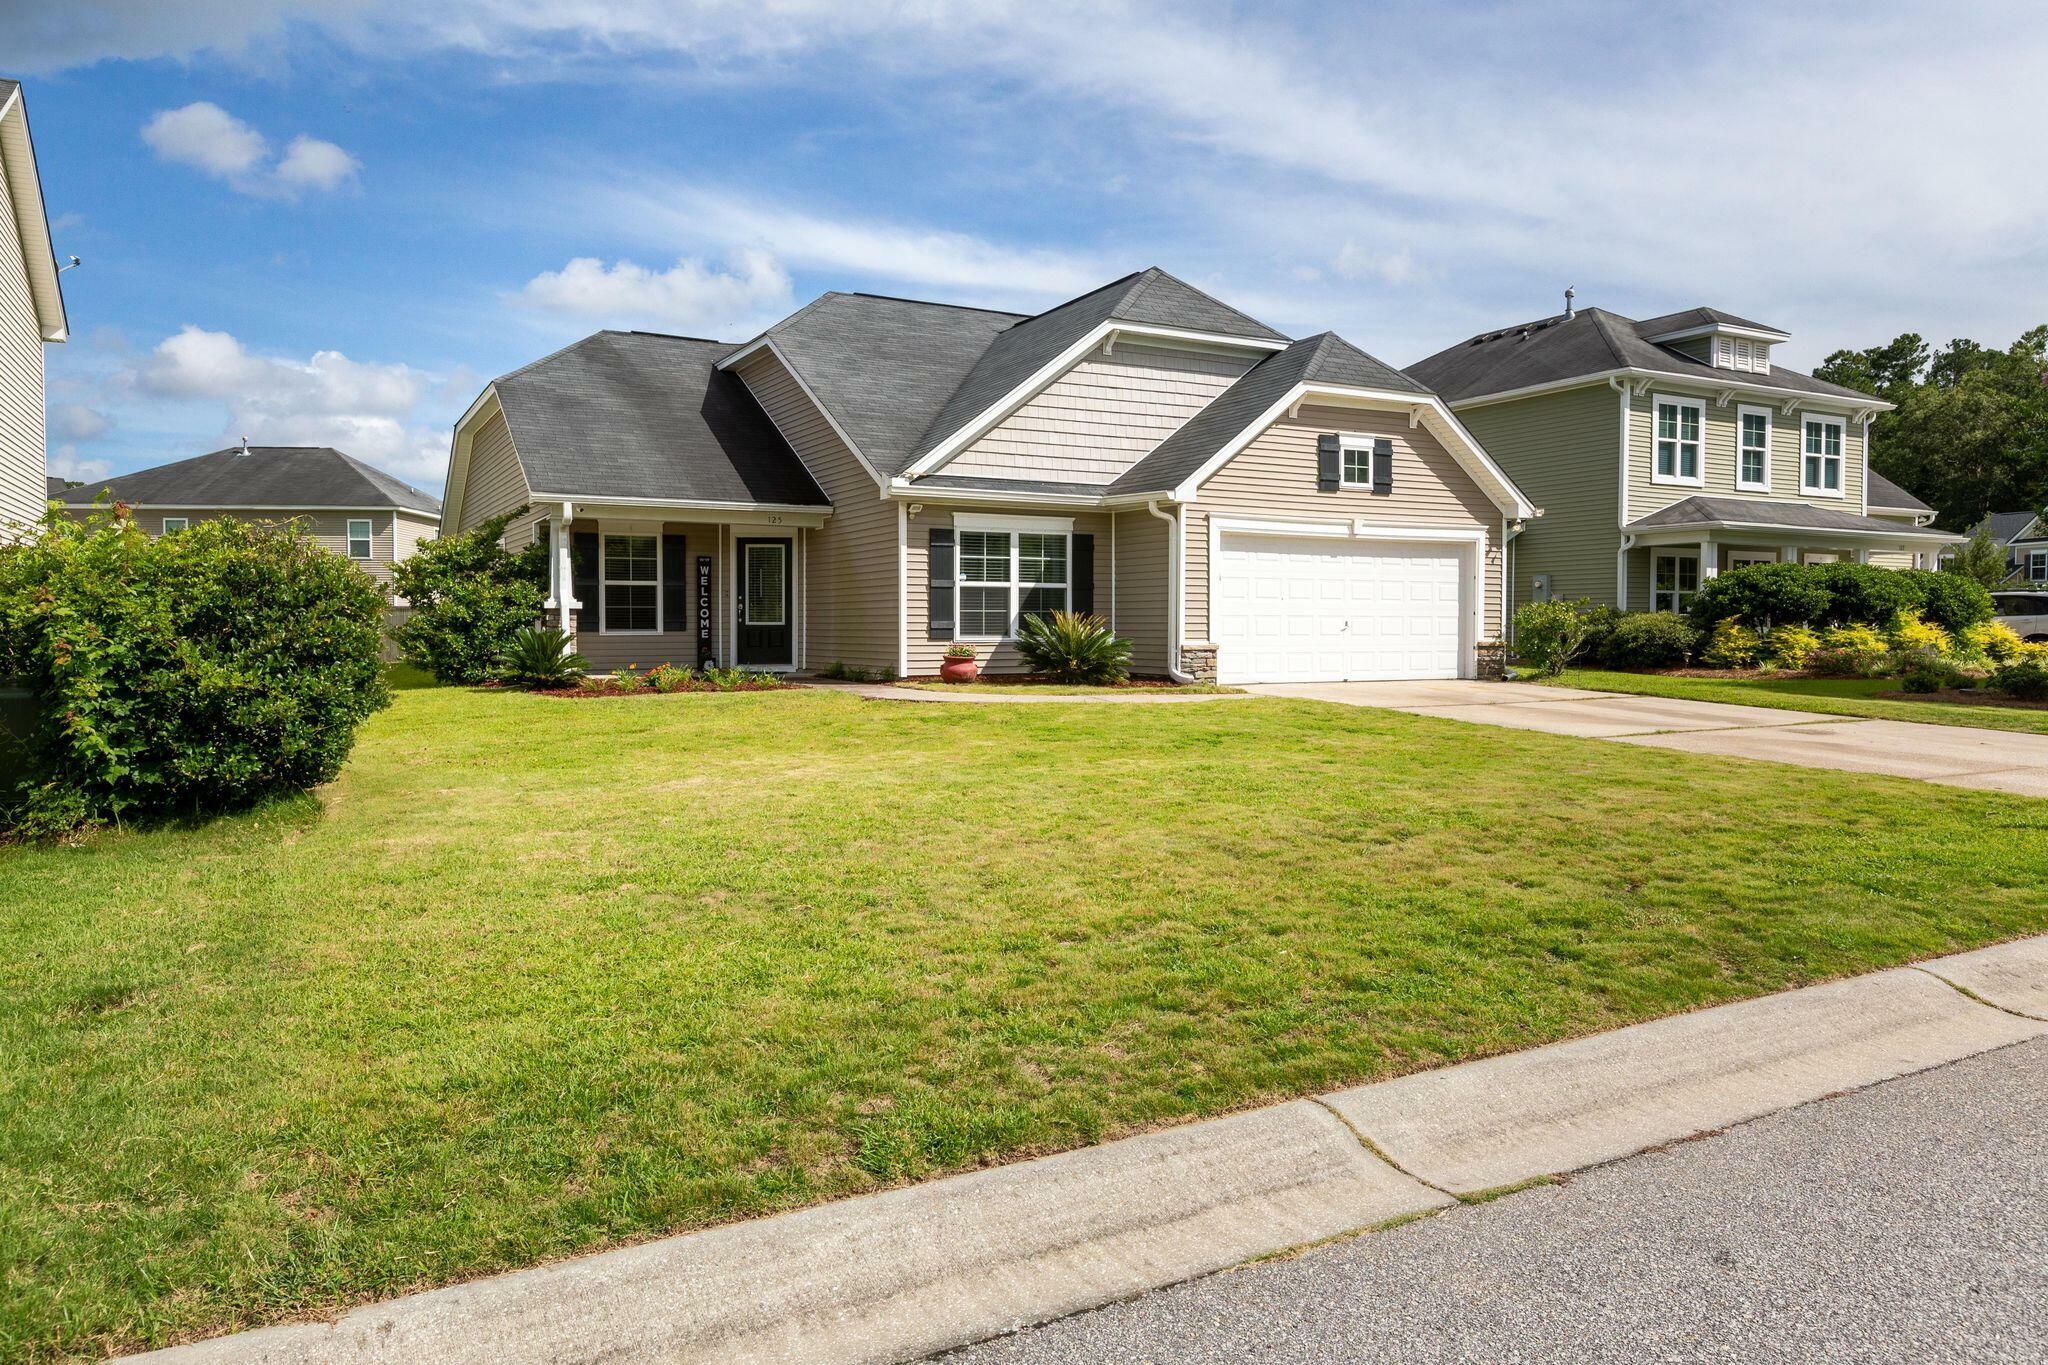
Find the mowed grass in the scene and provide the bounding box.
[5,687,2046,1360]
[1557,667,2048,735]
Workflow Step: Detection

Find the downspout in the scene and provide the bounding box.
[1618,533,1636,611]
[896,501,909,680]
[1503,516,1526,641]
[1612,376,1632,610]
[1147,499,1193,683]
[556,500,575,635]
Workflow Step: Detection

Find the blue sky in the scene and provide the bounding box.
[10,0,2045,494]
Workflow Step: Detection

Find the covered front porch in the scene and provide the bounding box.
[529,499,831,674]
[1620,497,1959,612]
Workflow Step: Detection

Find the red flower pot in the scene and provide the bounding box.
[940,657,979,683]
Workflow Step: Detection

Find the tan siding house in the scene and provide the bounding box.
[0,81,67,541]
[1408,304,1955,621]
[441,269,1536,683]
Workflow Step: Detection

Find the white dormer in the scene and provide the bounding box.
[1644,313,1791,376]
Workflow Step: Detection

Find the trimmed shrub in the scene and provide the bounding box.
[1819,623,1890,654]
[1897,654,1970,693]
[1900,569,1994,634]
[1511,598,1597,677]
[1992,659,2048,702]
[1887,610,1953,658]
[1699,618,1763,668]
[1014,611,1133,684]
[1686,563,1831,629]
[496,627,588,689]
[1960,620,2026,664]
[1761,624,1821,670]
[392,509,547,683]
[0,509,388,835]
[1600,612,1701,669]
[1812,562,1922,627]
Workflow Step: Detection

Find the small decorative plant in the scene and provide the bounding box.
[1510,599,1595,677]
[1992,658,2048,701]
[1699,618,1762,669]
[646,663,693,693]
[494,627,589,690]
[611,665,648,693]
[1014,611,1132,684]
[940,642,978,683]
[1760,624,1820,671]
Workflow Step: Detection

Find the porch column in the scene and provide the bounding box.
[1855,547,1870,565]
[554,503,578,637]
[1699,536,1718,581]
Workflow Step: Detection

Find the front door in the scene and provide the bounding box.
[735,538,793,667]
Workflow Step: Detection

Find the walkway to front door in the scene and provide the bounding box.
[1245,681,2048,798]
[735,538,792,668]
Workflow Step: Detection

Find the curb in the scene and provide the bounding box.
[125,938,2047,1365]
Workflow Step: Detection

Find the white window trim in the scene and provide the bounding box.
[1337,431,1375,489]
[1726,550,1776,568]
[2031,551,2048,583]
[956,526,1071,643]
[1650,394,1705,487]
[742,541,789,627]
[345,517,374,560]
[160,516,189,534]
[1652,552,1700,613]
[1801,415,1846,498]
[1735,404,1773,492]
[599,528,663,635]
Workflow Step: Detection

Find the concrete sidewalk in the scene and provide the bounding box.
[126,938,2048,1365]
[1248,680,2048,797]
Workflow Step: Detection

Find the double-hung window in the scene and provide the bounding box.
[957,527,1069,639]
[1802,416,1844,496]
[1340,438,1373,487]
[2031,551,2048,583]
[1653,396,1702,485]
[346,518,373,559]
[601,532,659,633]
[1736,406,1772,490]
[1653,553,1699,613]
[161,516,189,535]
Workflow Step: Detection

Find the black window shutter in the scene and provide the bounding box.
[1072,533,1095,616]
[927,527,955,641]
[1316,433,1341,491]
[571,531,600,634]
[661,533,687,633]
[1372,437,1394,494]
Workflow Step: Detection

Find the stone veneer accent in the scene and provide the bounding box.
[1475,640,1509,680]
[1179,643,1220,682]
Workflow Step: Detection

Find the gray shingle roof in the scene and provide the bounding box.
[910,474,1109,498]
[757,293,1024,479]
[1626,496,1950,537]
[1635,306,1786,338]
[1106,332,1424,496]
[1976,510,2044,545]
[1866,470,1932,514]
[493,331,826,506]
[1405,307,1876,406]
[62,446,441,514]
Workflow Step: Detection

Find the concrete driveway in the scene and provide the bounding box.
[1246,680,2048,797]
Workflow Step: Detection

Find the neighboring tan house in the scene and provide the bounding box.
[0,78,69,540]
[1955,510,2048,584]
[1405,304,1956,618]
[441,268,1536,683]
[61,444,441,586]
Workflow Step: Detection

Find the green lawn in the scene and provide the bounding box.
[6,686,2046,1360]
[898,680,1237,694]
[1557,667,2048,735]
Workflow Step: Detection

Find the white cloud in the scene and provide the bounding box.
[47,446,112,484]
[141,101,359,198]
[141,101,268,179]
[275,135,361,192]
[50,402,112,441]
[518,247,793,335]
[134,326,449,487]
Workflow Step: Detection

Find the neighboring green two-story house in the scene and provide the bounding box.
[1406,304,1957,618]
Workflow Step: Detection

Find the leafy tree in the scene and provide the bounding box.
[392,509,548,683]
[1945,525,2013,587]
[1818,326,2048,528]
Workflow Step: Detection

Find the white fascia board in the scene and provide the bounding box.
[0,88,67,342]
[721,336,887,493]
[888,480,1114,509]
[1449,368,1894,416]
[527,491,832,526]
[1169,381,1538,520]
[901,321,1288,479]
[1642,322,1791,345]
[1631,519,1959,544]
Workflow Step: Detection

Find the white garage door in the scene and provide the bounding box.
[1213,532,1469,683]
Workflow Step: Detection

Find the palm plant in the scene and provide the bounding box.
[495,627,590,689]
[1013,611,1132,684]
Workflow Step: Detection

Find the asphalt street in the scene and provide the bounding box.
[945,1036,2047,1364]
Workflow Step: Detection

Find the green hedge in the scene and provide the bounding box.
[0,510,389,835]
[392,509,548,683]
[1686,561,1991,633]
